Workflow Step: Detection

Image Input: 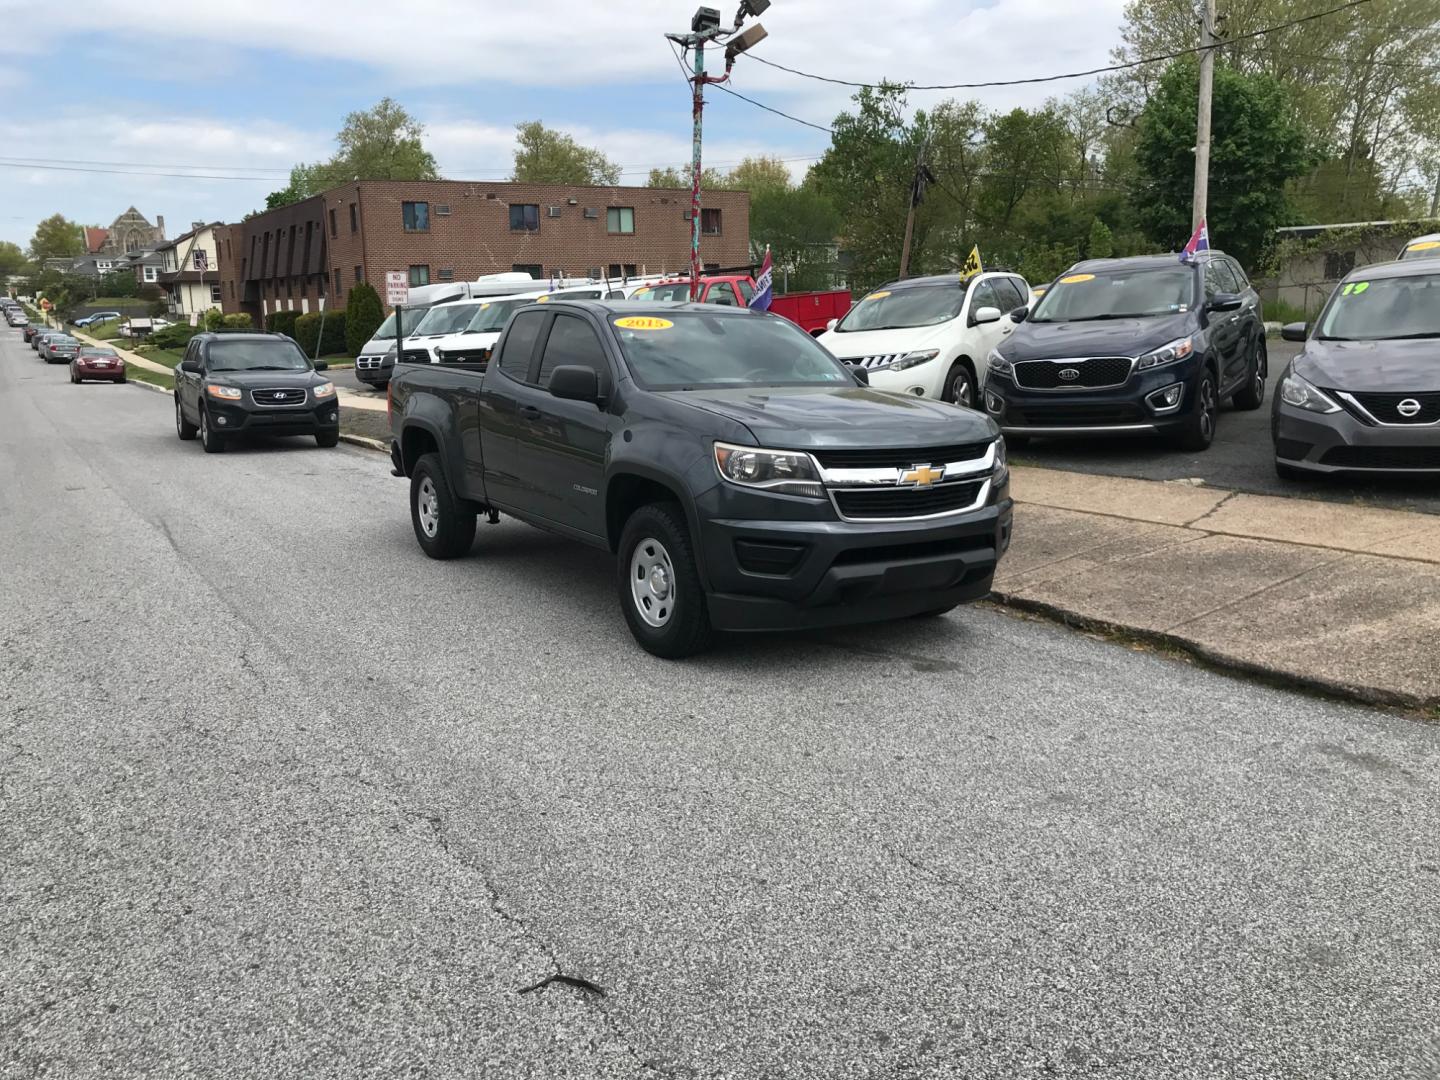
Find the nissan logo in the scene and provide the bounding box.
[1057,368,1080,382]
[1397,398,1423,418]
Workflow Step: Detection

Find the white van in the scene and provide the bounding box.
[418,284,618,364]
[815,271,1031,409]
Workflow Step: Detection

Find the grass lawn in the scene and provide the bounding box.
[85,320,124,341]
[125,363,174,390]
[317,352,354,369]
[134,347,186,369]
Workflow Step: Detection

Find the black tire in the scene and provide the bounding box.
[617,502,713,659]
[941,360,977,409]
[1172,369,1218,452]
[410,452,476,559]
[118,373,127,384]
[315,430,340,448]
[1232,340,1266,411]
[175,396,198,440]
[199,405,225,454]
[70,370,79,384]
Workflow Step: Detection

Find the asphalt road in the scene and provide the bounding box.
[1010,340,1440,515]
[4,327,1439,1079]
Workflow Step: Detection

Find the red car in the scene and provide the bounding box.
[71,346,127,384]
[630,273,851,337]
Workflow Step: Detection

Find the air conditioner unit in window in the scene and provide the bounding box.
[435,205,452,216]
[438,268,455,280]
[547,206,562,218]
[582,208,599,219]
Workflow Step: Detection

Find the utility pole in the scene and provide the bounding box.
[666,4,771,301]
[1192,0,1218,232]
[898,143,935,279]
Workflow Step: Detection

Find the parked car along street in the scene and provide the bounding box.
[73,310,122,328]
[983,251,1265,451]
[71,345,126,384]
[389,301,1012,658]
[816,271,1031,409]
[39,333,82,364]
[1398,233,1440,260]
[173,331,339,453]
[1273,257,1440,476]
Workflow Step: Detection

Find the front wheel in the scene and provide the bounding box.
[1172,371,1217,452]
[176,396,198,440]
[617,503,713,659]
[199,406,225,453]
[315,430,339,448]
[409,453,476,559]
[941,360,976,409]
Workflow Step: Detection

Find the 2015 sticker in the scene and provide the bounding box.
[614,316,674,331]
[1059,273,1096,284]
[1407,240,1440,252]
[864,290,892,301]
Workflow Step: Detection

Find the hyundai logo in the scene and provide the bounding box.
[1057,368,1080,381]
[1397,398,1422,418]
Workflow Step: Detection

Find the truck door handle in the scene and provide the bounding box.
[518,404,541,420]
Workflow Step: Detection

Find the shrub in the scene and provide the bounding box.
[293,309,347,357]
[266,309,299,337]
[148,298,169,317]
[150,322,200,349]
[204,308,226,331]
[222,313,252,329]
[345,282,384,357]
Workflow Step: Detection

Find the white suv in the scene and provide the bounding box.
[816,271,1031,408]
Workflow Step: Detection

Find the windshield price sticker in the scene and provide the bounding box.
[1059,273,1096,284]
[1408,241,1440,252]
[1341,282,1371,296]
[864,290,892,301]
[614,316,674,331]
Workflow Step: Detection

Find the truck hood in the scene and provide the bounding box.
[1003,313,1193,362]
[1294,338,1440,392]
[663,385,997,449]
[815,321,953,360]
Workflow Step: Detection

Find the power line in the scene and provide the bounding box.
[712,83,836,134]
[0,154,288,175]
[744,0,1375,91]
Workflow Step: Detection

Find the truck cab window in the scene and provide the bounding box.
[496,310,546,383]
[538,315,609,387]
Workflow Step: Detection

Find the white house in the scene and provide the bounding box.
[155,222,223,319]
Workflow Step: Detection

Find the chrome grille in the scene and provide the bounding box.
[251,387,308,407]
[841,353,903,370]
[1013,356,1134,391]
[1339,390,1440,426]
[356,355,387,370]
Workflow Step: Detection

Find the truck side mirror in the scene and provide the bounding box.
[1008,306,1029,323]
[1280,322,1308,342]
[548,365,602,405]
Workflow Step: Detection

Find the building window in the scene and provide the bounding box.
[333,268,341,293]
[512,263,543,279]
[349,202,358,233]
[408,265,430,286]
[509,204,540,232]
[354,266,364,283]
[606,207,635,234]
[403,201,429,232]
[701,208,722,235]
[329,208,337,238]
[211,285,222,304]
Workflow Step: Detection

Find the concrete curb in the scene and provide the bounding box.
[987,590,1438,717]
[340,433,388,453]
[127,380,170,397]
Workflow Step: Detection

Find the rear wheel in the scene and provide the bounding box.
[410,453,476,559]
[175,396,197,440]
[942,360,977,409]
[1172,370,1217,452]
[1232,340,1266,410]
[617,503,713,659]
[199,406,225,454]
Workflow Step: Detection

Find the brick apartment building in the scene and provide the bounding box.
[218,180,750,324]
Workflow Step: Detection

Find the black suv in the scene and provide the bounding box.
[983,252,1266,450]
[173,332,340,453]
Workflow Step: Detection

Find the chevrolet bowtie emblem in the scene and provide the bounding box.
[899,464,945,487]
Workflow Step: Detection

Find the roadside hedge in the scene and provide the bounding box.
[222,313,252,329]
[266,310,299,337]
[345,281,384,357]
[293,309,347,358]
[149,323,200,349]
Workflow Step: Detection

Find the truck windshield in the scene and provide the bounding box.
[610,311,854,390]
[1316,273,1440,340]
[465,299,529,333]
[1030,268,1196,322]
[208,340,310,372]
[834,285,964,332]
[413,303,480,336]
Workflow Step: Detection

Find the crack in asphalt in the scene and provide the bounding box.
[1181,490,1239,529]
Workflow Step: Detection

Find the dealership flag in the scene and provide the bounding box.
[749,246,773,311]
[959,246,983,283]
[1180,219,1210,261]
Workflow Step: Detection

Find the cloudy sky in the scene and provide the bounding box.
[0,0,1129,249]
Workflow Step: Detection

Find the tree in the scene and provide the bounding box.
[28,214,84,261]
[0,241,31,278]
[645,165,738,188]
[511,121,621,185]
[346,281,385,357]
[1134,60,1313,269]
[1086,217,1115,259]
[725,155,793,198]
[267,98,440,208]
[752,186,842,292]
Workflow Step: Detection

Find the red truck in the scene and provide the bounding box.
[630,274,851,337]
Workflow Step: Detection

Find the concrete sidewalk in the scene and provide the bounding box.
[998,467,1440,711]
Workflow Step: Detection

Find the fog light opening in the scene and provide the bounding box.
[985,391,1005,415]
[1147,383,1184,415]
[910,387,926,396]
[216,416,228,426]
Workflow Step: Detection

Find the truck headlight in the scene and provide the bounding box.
[890,349,939,372]
[1278,371,1340,413]
[1136,336,1195,370]
[992,437,1008,485]
[206,384,242,400]
[313,381,336,398]
[986,349,1013,379]
[714,442,824,498]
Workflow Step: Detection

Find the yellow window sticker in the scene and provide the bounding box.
[535,295,550,303]
[1407,240,1440,252]
[1059,273,1095,284]
[614,316,674,331]
[864,290,892,301]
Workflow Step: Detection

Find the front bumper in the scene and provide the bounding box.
[205,399,341,436]
[355,356,394,386]
[865,361,945,399]
[983,359,1199,436]
[696,478,1013,632]
[1273,400,1440,473]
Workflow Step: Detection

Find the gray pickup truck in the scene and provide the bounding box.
[388,300,1013,657]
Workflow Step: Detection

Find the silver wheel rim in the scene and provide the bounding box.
[417,477,440,538]
[1199,380,1216,439]
[630,537,675,628]
[200,411,208,442]
[175,398,182,434]
[951,371,972,407]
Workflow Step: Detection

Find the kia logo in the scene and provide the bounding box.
[1397,398,1422,418]
[1057,368,1080,381]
